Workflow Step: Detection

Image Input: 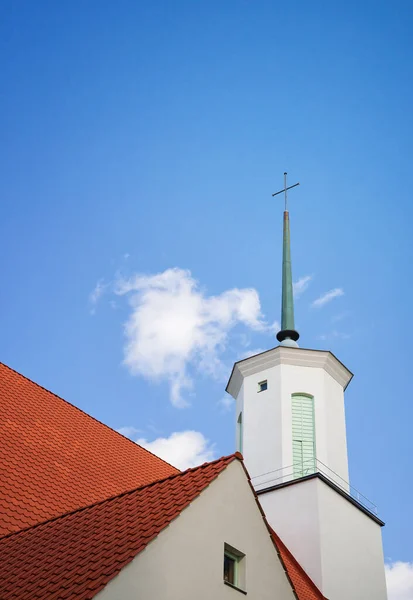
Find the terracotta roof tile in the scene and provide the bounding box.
[0,362,178,536]
[270,528,327,600]
[0,361,328,599]
[0,454,236,600]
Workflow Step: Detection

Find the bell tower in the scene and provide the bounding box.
[226,173,387,600]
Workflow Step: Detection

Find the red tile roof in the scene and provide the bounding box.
[0,361,327,599]
[270,528,327,600]
[0,454,237,600]
[0,362,178,536]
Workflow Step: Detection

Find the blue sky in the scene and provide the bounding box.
[1,0,412,584]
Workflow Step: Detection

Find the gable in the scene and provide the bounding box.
[0,361,327,600]
[0,362,178,535]
[0,455,236,599]
[96,460,296,600]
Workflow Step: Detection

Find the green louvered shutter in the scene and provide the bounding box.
[292,394,316,479]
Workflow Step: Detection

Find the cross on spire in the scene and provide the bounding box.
[272,172,300,212]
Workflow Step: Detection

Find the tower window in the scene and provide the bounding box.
[292,393,316,479]
[258,380,268,392]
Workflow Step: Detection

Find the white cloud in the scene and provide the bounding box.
[318,330,351,342]
[117,426,142,438]
[218,394,234,412]
[293,275,313,298]
[331,311,350,323]
[115,268,270,407]
[385,561,413,600]
[311,288,344,308]
[137,430,216,470]
[240,348,267,359]
[89,279,107,314]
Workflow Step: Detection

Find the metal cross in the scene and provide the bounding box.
[272,172,300,211]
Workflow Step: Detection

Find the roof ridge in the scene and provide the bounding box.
[0,453,240,542]
[0,360,178,474]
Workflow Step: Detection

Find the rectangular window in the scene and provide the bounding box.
[223,543,246,592]
[224,552,237,584]
[258,380,268,392]
[292,394,316,479]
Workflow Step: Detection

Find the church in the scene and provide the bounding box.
[0,176,388,599]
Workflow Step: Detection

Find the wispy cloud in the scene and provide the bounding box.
[137,430,216,470]
[386,561,413,600]
[240,347,267,359]
[293,275,313,298]
[117,426,142,438]
[114,267,273,407]
[312,288,344,308]
[318,330,351,342]
[331,311,350,323]
[218,394,234,412]
[89,279,108,315]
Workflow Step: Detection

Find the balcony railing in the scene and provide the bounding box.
[250,458,378,516]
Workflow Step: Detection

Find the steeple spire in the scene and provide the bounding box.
[272,172,300,347]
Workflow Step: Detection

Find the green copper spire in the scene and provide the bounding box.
[273,173,300,347]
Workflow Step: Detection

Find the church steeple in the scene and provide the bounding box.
[273,173,300,347]
[226,173,387,599]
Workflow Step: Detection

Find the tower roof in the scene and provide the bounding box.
[226,346,353,399]
[272,173,300,347]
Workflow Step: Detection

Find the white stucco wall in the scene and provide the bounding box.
[318,479,387,599]
[259,477,323,587]
[241,365,283,485]
[238,354,350,490]
[235,383,244,452]
[259,477,387,600]
[95,460,296,600]
[323,369,349,485]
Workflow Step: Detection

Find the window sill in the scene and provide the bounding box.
[224,581,247,595]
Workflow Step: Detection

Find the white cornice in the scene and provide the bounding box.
[226,346,353,399]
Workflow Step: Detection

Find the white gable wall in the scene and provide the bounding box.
[96,460,296,600]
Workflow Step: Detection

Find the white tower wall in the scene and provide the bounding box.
[259,478,387,600]
[229,347,352,490]
[228,345,387,599]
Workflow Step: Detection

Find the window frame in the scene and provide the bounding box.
[223,543,246,593]
[258,379,268,392]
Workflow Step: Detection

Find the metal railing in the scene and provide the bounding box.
[251,458,378,516]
